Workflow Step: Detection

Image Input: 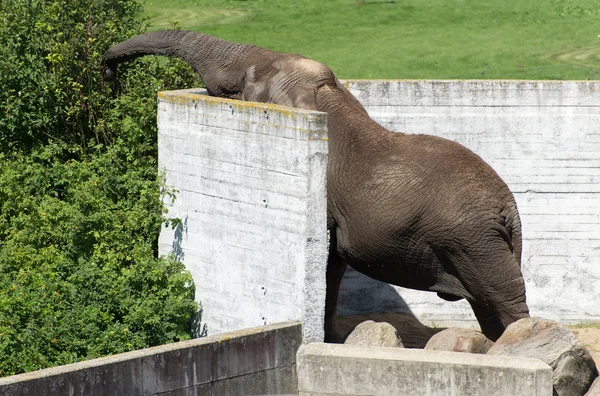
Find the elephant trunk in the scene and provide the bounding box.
[504,202,523,266]
[101,30,250,95]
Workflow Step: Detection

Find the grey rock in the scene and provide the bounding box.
[344,320,403,348]
[586,377,600,395]
[425,327,494,354]
[488,317,598,396]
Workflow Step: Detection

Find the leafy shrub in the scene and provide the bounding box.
[0,0,202,376]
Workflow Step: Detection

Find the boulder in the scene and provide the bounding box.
[424,327,494,354]
[586,377,600,396]
[344,320,403,348]
[488,317,598,396]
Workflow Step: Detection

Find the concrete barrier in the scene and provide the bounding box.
[0,322,301,396]
[339,80,600,326]
[297,343,553,396]
[157,89,329,342]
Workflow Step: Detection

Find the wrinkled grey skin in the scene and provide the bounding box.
[102,30,530,341]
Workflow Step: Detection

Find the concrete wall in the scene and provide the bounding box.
[157,81,600,335]
[157,89,328,342]
[0,322,301,396]
[339,80,600,326]
[297,343,553,396]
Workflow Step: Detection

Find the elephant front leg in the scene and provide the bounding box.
[324,228,347,343]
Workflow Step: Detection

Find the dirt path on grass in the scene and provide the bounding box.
[550,45,600,69]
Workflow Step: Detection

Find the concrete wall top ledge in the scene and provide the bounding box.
[0,321,301,386]
[299,343,551,371]
[345,78,599,84]
[158,88,328,127]
[344,79,600,107]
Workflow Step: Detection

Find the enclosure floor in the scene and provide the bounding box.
[334,312,443,349]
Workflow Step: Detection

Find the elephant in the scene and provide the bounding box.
[102,30,530,341]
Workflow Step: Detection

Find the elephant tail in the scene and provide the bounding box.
[501,202,523,267]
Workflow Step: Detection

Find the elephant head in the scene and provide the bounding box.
[103,31,530,342]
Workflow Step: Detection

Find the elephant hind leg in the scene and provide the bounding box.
[469,301,505,341]
[439,239,530,341]
[481,252,530,331]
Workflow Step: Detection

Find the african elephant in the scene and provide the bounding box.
[102,30,530,341]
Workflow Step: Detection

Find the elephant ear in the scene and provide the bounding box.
[240,63,320,110]
[288,83,319,111]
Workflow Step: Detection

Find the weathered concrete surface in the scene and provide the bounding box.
[344,320,403,348]
[157,89,328,342]
[425,328,493,354]
[297,342,553,396]
[0,322,301,396]
[339,80,600,327]
[488,317,598,396]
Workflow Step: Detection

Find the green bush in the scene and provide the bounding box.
[0,0,202,376]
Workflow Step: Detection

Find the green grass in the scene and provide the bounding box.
[144,0,600,79]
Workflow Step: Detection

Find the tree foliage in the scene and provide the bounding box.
[0,0,202,376]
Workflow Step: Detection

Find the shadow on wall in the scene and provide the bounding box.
[170,216,208,338]
[337,266,413,315]
[172,215,188,262]
[335,266,443,348]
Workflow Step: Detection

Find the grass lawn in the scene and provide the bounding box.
[143,0,600,80]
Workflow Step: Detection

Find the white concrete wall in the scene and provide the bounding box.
[339,80,600,326]
[157,89,328,342]
[158,81,600,335]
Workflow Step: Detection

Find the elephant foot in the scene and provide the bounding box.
[324,315,344,343]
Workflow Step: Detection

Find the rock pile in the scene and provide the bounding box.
[340,317,599,395]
